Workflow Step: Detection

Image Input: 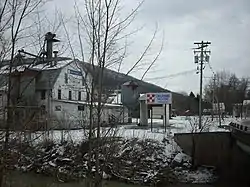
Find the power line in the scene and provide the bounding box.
[208,61,215,75]
[144,69,196,81]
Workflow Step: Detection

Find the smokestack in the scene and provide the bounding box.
[53,51,58,66]
[45,32,60,62]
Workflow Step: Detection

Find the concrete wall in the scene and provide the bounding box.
[174,132,250,184]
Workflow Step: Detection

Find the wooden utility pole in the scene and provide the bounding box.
[193,41,211,129]
[212,74,216,121]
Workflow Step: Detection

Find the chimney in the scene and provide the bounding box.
[53,51,58,66]
[45,32,60,64]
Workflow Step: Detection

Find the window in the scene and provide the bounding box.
[41,90,46,100]
[82,77,85,86]
[65,73,68,84]
[78,91,81,101]
[69,90,72,100]
[78,105,84,111]
[58,89,61,100]
[86,92,90,101]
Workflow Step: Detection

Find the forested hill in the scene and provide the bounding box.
[81,62,193,113]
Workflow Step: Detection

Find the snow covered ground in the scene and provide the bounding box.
[5,116,234,184]
[23,116,234,144]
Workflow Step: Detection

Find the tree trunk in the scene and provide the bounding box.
[191,135,196,168]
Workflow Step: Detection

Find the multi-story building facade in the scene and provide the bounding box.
[0,32,128,130]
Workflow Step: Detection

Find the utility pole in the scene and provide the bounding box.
[212,74,216,121]
[193,41,211,129]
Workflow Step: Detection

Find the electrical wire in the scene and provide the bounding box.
[144,69,196,81]
[208,61,215,76]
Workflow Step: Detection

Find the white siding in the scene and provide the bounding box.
[51,100,129,129]
[51,100,87,129]
[52,61,91,102]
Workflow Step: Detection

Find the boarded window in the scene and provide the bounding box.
[78,105,84,111]
[78,91,81,101]
[69,90,72,100]
[41,90,46,100]
[58,89,61,100]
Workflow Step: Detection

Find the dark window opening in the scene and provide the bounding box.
[69,90,72,100]
[58,89,61,100]
[82,77,85,86]
[78,91,81,101]
[41,90,46,100]
[86,92,90,101]
[78,105,84,111]
[65,73,68,84]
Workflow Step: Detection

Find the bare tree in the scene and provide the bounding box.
[57,0,166,185]
[0,0,45,186]
[204,71,249,117]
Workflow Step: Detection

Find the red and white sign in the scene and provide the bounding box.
[146,93,172,104]
[146,93,156,104]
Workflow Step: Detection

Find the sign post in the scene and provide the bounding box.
[145,93,172,131]
[150,109,153,132]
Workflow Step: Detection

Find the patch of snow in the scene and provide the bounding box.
[49,161,56,167]
[57,146,65,156]
[173,152,191,164]
[175,167,216,183]
[102,171,111,179]
[145,156,155,162]
[62,158,72,162]
[173,153,183,163]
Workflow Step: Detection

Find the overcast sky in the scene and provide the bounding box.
[47,0,250,94]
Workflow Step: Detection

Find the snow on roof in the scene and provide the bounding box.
[0,59,72,74]
[111,93,122,104]
[30,60,72,71]
[0,64,28,74]
[139,94,146,100]
[53,99,124,108]
[243,100,250,105]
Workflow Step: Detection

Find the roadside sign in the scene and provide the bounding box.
[146,93,172,104]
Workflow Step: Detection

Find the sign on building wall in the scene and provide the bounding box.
[146,93,172,104]
[69,69,82,76]
[68,69,84,84]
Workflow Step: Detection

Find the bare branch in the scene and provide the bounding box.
[125,25,157,75]
[141,29,164,80]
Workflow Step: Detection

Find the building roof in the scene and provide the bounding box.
[0,57,78,90]
[0,57,72,74]
[53,99,124,108]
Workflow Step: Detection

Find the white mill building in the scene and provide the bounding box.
[0,32,128,130]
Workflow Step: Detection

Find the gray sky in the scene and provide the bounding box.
[47,0,250,94]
